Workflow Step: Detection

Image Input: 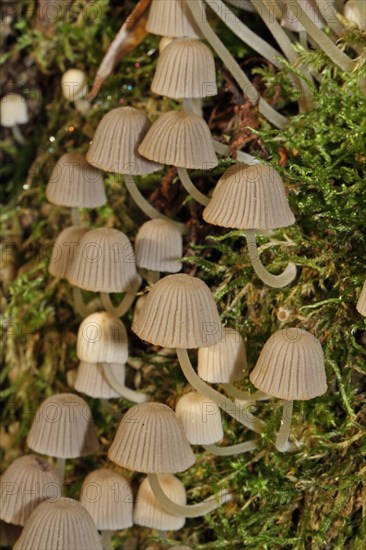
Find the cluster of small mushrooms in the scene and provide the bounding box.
[1,0,365,548]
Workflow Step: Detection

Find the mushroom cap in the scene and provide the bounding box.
[203,164,295,230]
[198,327,247,383]
[80,469,133,530]
[13,497,102,550]
[138,110,218,170]
[132,274,222,349]
[48,226,88,279]
[281,0,324,32]
[67,227,138,293]
[77,312,128,364]
[152,38,217,99]
[356,279,366,316]
[250,328,327,400]
[134,474,186,530]
[0,93,28,127]
[61,68,87,101]
[175,391,223,445]
[135,219,183,273]
[0,455,61,526]
[74,361,123,399]
[86,107,162,175]
[146,0,202,38]
[344,0,366,29]
[46,153,106,208]
[27,393,99,459]
[108,402,195,473]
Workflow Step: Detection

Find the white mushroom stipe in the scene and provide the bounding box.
[222,384,269,402]
[56,457,66,485]
[100,531,113,550]
[103,363,149,403]
[100,276,140,317]
[275,400,297,453]
[203,440,257,456]
[177,167,210,206]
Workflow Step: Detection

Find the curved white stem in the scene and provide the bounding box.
[147,473,232,518]
[71,207,80,226]
[103,362,148,403]
[203,440,257,455]
[315,0,344,34]
[177,167,210,206]
[212,139,260,165]
[275,400,296,452]
[100,530,113,550]
[100,290,137,317]
[56,458,66,485]
[226,0,256,12]
[222,384,269,402]
[245,230,297,288]
[139,268,160,285]
[183,98,203,117]
[72,287,91,317]
[176,349,264,433]
[11,124,26,145]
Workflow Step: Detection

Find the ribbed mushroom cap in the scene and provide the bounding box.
[134,475,186,530]
[281,0,324,32]
[0,455,61,526]
[198,327,247,383]
[86,107,162,175]
[27,393,99,459]
[356,280,366,316]
[13,497,102,550]
[0,94,28,127]
[67,227,138,292]
[138,110,218,170]
[344,0,366,29]
[132,274,222,349]
[108,403,195,473]
[46,153,106,208]
[74,361,123,399]
[250,328,327,400]
[135,219,183,273]
[146,0,202,38]
[48,226,88,279]
[203,164,295,230]
[175,391,223,445]
[80,469,133,530]
[152,38,217,99]
[61,69,87,101]
[77,312,128,364]
[0,520,22,547]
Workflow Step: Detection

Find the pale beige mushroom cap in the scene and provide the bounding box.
[132,274,222,349]
[74,361,123,399]
[146,0,202,38]
[152,38,217,99]
[86,107,162,175]
[13,497,102,550]
[344,0,366,29]
[67,227,138,293]
[76,312,128,364]
[108,402,195,473]
[0,94,28,127]
[80,469,133,530]
[0,455,61,526]
[134,474,186,530]
[48,226,88,280]
[175,391,223,445]
[356,280,366,316]
[138,110,218,169]
[135,219,183,273]
[27,393,99,459]
[198,327,247,383]
[61,69,87,101]
[250,328,327,400]
[281,0,324,32]
[203,164,295,230]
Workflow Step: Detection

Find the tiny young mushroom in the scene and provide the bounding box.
[0,93,29,145]
[250,328,327,452]
[80,468,133,550]
[203,163,297,288]
[27,393,99,483]
[356,279,366,316]
[61,68,90,113]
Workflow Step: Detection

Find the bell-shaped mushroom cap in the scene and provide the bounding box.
[146,0,202,38]
[108,403,195,473]
[74,361,122,399]
[132,274,222,349]
[77,312,128,364]
[198,327,247,383]
[344,0,366,29]
[356,280,366,316]
[138,110,218,170]
[0,520,22,547]
[281,0,324,32]
[67,227,138,292]
[134,474,186,530]
[250,328,327,400]
[135,219,183,273]
[0,455,61,526]
[46,153,106,208]
[175,391,223,445]
[80,469,133,530]
[152,38,217,99]
[86,107,162,175]
[48,226,88,279]
[61,68,87,101]
[13,497,102,550]
[203,164,295,230]
[0,94,28,127]
[27,393,99,459]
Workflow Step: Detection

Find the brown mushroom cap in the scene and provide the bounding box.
[74,361,122,399]
[250,328,327,400]
[76,312,128,364]
[356,280,366,316]
[198,327,247,383]
[175,391,223,445]
[48,226,88,280]
[135,219,183,273]
[146,0,202,39]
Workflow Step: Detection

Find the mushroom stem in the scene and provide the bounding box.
[212,139,260,165]
[56,457,66,485]
[245,230,297,288]
[139,269,160,285]
[100,290,137,317]
[299,30,308,49]
[275,400,296,452]
[100,530,113,550]
[103,362,148,403]
[147,473,232,518]
[71,207,80,226]
[177,167,210,207]
[72,287,92,317]
[315,0,345,34]
[222,384,269,402]
[176,349,264,433]
[123,175,187,235]
[203,440,257,455]
[11,124,26,145]
[183,98,203,117]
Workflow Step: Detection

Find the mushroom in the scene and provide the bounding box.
[27,393,99,483]
[108,402,231,517]
[203,163,297,288]
[0,93,28,144]
[61,68,90,114]
[13,497,102,549]
[74,361,121,400]
[0,455,61,526]
[80,468,133,550]
[356,280,366,316]
[146,0,202,39]
[344,0,366,29]
[250,328,327,452]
